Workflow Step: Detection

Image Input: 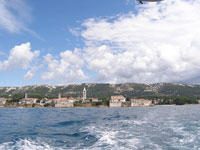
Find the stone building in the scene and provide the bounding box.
[19,98,37,104]
[109,95,126,107]
[55,94,74,108]
[19,93,37,105]
[111,95,126,102]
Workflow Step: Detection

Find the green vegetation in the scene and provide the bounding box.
[102,98,109,106]
[6,93,24,103]
[28,93,46,99]
[0,94,9,98]
[1,83,200,99]
[173,96,198,105]
[92,102,102,106]
[44,103,55,107]
[156,96,198,105]
[0,83,200,108]
[126,97,131,101]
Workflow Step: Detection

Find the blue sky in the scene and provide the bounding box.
[0,0,200,86]
[0,0,134,51]
[0,0,135,86]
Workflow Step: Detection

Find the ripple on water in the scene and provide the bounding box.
[1,106,200,150]
[57,120,85,126]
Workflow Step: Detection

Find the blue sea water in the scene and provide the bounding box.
[0,105,200,150]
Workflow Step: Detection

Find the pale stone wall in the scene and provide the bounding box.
[131,103,141,107]
[92,99,99,102]
[131,100,152,107]
[109,102,122,107]
[55,102,74,108]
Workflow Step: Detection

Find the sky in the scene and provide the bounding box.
[0,0,200,86]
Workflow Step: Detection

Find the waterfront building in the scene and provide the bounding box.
[19,93,37,105]
[19,98,37,104]
[55,94,74,108]
[109,95,126,107]
[111,95,126,102]
[55,98,74,108]
[0,98,6,105]
[83,99,90,103]
[68,97,76,103]
[43,99,53,104]
[131,99,152,106]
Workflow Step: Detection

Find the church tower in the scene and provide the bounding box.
[82,87,87,101]
[58,93,61,101]
[25,93,28,99]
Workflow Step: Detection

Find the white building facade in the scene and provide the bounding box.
[111,95,126,102]
[110,95,126,107]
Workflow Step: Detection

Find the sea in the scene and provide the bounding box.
[0,105,200,150]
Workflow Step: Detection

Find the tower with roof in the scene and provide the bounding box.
[82,87,87,101]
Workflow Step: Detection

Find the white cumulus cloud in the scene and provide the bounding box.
[41,48,88,83]
[0,42,40,71]
[79,0,200,83]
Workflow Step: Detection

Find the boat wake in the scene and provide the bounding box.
[0,138,64,150]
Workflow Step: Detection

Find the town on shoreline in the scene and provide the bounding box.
[0,87,199,108]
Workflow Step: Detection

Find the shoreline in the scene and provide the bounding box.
[1,104,200,109]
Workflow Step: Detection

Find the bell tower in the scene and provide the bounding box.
[82,87,87,101]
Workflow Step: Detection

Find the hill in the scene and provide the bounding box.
[1,83,200,99]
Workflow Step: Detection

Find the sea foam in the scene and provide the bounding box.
[0,139,64,150]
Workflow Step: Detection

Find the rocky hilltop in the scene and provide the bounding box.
[1,83,200,98]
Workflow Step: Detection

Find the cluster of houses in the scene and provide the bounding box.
[0,87,154,108]
[109,95,153,107]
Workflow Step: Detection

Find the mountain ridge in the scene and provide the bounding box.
[1,83,200,98]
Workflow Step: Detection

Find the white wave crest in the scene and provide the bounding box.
[0,139,64,150]
[81,122,142,150]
